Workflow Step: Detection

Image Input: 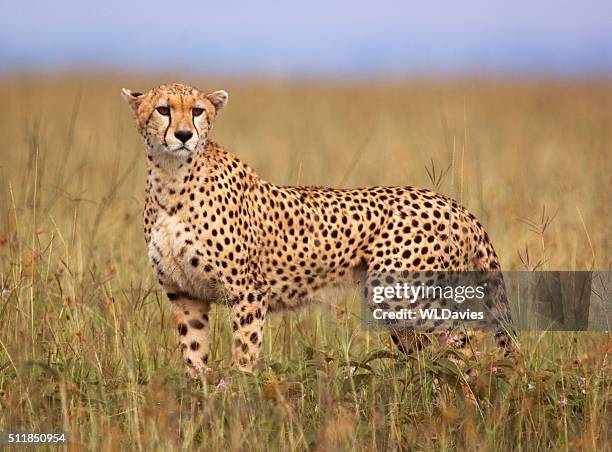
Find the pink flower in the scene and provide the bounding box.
[343,366,357,380]
[217,378,227,389]
[559,397,568,406]
[446,333,459,346]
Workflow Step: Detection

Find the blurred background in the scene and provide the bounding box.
[2,0,612,77]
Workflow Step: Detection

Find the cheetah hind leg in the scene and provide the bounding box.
[390,330,432,355]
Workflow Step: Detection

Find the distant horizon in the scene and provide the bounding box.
[2,0,611,77]
[2,68,611,82]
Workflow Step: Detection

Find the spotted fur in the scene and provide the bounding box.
[122,83,514,376]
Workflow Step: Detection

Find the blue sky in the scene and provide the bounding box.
[1,0,611,76]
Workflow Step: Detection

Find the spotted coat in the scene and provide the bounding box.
[122,83,513,376]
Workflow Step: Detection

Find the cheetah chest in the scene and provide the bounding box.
[148,212,220,301]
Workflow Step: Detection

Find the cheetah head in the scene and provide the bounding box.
[121,83,228,158]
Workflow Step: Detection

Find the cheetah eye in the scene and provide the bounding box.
[156,106,170,116]
[192,107,204,117]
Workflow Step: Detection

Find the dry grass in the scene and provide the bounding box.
[0,75,610,450]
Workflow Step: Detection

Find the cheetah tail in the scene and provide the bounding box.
[473,232,501,272]
[474,234,519,354]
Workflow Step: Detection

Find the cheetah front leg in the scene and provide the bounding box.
[226,281,269,372]
[167,292,211,378]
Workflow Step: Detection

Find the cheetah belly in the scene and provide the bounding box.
[148,213,220,302]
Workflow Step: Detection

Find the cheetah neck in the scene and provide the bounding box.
[145,149,198,211]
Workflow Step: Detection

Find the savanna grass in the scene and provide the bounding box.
[0,75,610,450]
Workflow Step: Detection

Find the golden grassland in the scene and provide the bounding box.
[0,75,610,450]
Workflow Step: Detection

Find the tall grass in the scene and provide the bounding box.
[0,75,610,450]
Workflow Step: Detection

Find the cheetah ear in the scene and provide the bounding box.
[207,90,228,112]
[121,88,144,113]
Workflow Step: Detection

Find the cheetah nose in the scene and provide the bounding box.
[174,130,193,143]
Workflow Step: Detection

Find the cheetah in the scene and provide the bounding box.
[122,83,515,377]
